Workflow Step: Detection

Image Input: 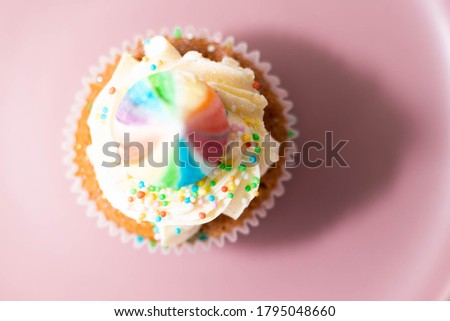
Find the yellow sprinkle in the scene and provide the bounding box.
[198,180,205,187]
[142,56,149,62]
[228,184,236,191]
[199,189,206,196]
[150,194,157,201]
[138,213,147,223]
[229,176,235,181]
[242,133,251,142]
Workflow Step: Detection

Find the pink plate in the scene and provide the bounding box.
[0,0,449,300]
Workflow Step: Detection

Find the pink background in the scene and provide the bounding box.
[1,0,450,300]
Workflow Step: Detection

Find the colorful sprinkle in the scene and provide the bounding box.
[155,216,162,222]
[221,186,228,192]
[255,146,261,153]
[175,227,181,234]
[210,181,216,187]
[245,185,251,192]
[208,195,215,201]
[138,181,145,188]
[136,191,145,199]
[174,27,182,39]
[228,193,234,198]
[249,156,257,163]
[184,197,191,204]
[130,188,137,195]
[102,107,109,113]
[128,196,134,202]
[148,186,155,192]
[239,164,247,172]
[252,81,260,89]
[153,226,159,233]
[192,185,199,193]
[162,201,169,206]
[108,87,116,95]
[144,39,151,45]
[100,114,107,120]
[252,133,260,141]
[150,64,157,71]
[288,130,295,138]
[199,212,206,219]
[137,236,144,243]
[159,194,166,200]
[160,211,167,217]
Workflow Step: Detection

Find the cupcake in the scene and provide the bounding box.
[64,27,295,252]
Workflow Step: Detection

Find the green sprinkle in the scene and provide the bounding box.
[130,188,137,195]
[192,192,198,198]
[155,186,161,192]
[239,164,247,172]
[162,201,169,206]
[149,240,157,247]
[245,185,251,192]
[255,146,261,153]
[148,186,155,192]
[225,165,232,172]
[288,130,295,138]
[228,193,234,198]
[219,163,226,169]
[210,181,216,187]
[252,133,260,141]
[159,194,166,200]
[251,183,257,189]
[174,27,182,39]
[252,177,260,184]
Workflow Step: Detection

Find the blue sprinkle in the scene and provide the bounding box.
[137,236,144,243]
[100,114,107,120]
[155,216,162,222]
[102,107,108,113]
[184,197,191,204]
[199,233,208,241]
[192,185,199,193]
[175,227,181,234]
[208,195,215,202]
[249,156,257,163]
[153,226,159,233]
[150,64,157,71]
[139,181,145,188]
[144,39,151,45]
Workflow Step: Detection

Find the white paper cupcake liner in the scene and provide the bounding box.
[62,26,298,255]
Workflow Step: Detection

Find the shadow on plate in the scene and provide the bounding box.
[232,31,416,246]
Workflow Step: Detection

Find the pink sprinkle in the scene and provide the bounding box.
[198,199,204,205]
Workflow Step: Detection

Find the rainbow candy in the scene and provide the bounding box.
[114,70,230,188]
